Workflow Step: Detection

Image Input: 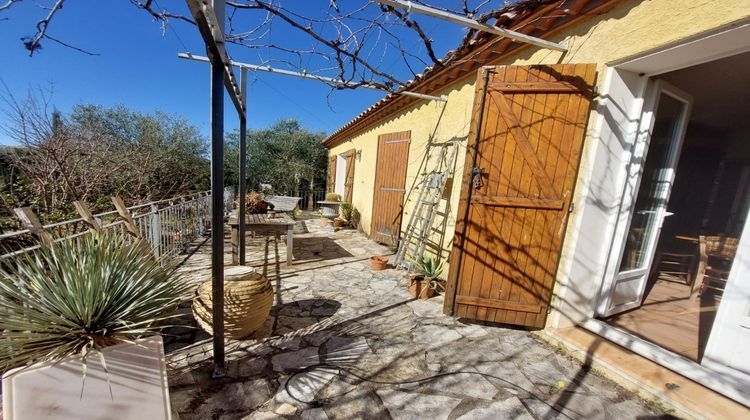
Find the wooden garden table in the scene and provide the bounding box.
[228,212,296,266]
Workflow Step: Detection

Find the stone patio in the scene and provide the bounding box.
[166,214,668,419]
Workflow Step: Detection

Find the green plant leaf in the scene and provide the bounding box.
[0,232,192,370]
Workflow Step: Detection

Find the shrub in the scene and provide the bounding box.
[340,202,353,221]
[0,232,192,370]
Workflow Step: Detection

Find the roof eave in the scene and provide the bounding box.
[323,0,621,148]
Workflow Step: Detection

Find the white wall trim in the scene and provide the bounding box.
[582,319,750,406]
[613,21,750,76]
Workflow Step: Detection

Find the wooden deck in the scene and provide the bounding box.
[604,279,720,362]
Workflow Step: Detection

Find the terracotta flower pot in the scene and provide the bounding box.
[370,255,388,270]
[333,218,347,228]
[409,276,436,299]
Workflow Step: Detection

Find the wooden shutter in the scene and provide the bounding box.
[372,131,411,247]
[444,64,597,328]
[327,155,337,194]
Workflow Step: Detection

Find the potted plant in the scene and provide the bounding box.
[370,255,389,270]
[407,255,446,299]
[319,193,341,225]
[0,232,191,419]
[244,191,275,214]
[334,202,353,228]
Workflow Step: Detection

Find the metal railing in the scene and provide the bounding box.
[0,190,224,263]
[128,192,212,260]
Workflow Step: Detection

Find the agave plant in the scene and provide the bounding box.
[408,255,446,280]
[0,232,192,371]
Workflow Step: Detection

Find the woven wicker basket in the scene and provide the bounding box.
[192,266,274,339]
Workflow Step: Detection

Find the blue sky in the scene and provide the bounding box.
[0,1,483,144]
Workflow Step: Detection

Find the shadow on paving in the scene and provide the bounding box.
[291,237,354,262]
[165,216,669,420]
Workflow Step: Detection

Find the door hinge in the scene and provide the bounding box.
[568,202,574,213]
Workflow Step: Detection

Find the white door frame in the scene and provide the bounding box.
[597,80,693,317]
[582,318,750,405]
[701,213,750,394]
[570,21,750,405]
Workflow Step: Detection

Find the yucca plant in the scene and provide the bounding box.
[0,232,192,371]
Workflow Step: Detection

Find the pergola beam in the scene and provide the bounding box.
[185,0,246,114]
[178,52,448,102]
[372,0,568,52]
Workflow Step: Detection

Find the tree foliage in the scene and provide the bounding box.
[1,89,209,223]
[225,119,327,195]
[1,90,327,230]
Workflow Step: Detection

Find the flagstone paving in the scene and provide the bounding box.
[166,214,667,419]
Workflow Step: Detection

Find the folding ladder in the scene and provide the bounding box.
[395,142,458,268]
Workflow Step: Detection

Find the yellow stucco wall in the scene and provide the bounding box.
[329,78,476,260]
[329,0,750,267]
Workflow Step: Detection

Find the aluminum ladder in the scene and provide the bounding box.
[395,142,458,268]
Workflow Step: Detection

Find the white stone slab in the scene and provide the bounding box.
[2,336,171,420]
[376,389,462,419]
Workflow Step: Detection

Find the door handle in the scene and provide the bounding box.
[659,211,674,229]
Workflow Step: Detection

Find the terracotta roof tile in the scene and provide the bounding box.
[323,0,560,146]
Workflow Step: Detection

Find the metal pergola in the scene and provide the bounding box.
[184,0,568,378]
[184,0,245,377]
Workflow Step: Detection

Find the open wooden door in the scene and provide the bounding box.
[326,155,337,194]
[344,150,356,202]
[445,64,597,328]
[372,131,411,247]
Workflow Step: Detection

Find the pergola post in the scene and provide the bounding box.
[238,68,248,265]
[209,0,226,379]
[184,0,246,379]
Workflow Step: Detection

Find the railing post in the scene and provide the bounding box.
[150,204,161,259]
[14,207,53,247]
[179,197,188,252]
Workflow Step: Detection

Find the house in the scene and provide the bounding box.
[324,0,750,416]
